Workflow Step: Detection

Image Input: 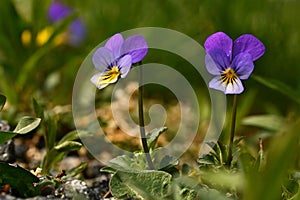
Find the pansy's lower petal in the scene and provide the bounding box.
[119,55,132,78]
[224,77,244,94]
[232,53,254,80]
[121,35,148,63]
[90,73,110,90]
[90,68,121,90]
[105,33,124,58]
[204,32,233,59]
[92,47,115,72]
[206,49,230,74]
[209,76,244,94]
[233,34,265,61]
[209,76,226,93]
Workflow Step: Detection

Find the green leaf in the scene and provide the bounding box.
[11,0,33,22]
[64,162,88,179]
[244,121,300,200]
[32,98,44,119]
[252,75,300,105]
[58,130,90,145]
[45,114,57,151]
[0,131,16,144]
[0,162,40,197]
[146,127,168,149]
[41,150,65,174]
[109,155,136,171]
[0,94,6,111]
[242,114,286,131]
[13,116,41,134]
[173,176,233,200]
[100,166,117,174]
[110,170,172,200]
[54,141,82,152]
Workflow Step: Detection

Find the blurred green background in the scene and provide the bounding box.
[0,0,300,115]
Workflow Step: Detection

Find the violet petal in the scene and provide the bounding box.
[233,34,265,61]
[121,35,148,63]
[105,33,124,59]
[92,47,114,72]
[205,49,230,74]
[119,55,132,78]
[68,19,87,46]
[48,1,73,23]
[204,32,233,59]
[232,53,254,80]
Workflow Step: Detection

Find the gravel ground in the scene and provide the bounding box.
[0,139,124,200]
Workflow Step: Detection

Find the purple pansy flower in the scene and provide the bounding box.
[204,32,265,94]
[91,33,148,90]
[48,1,86,46]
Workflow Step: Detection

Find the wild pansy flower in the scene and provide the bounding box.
[47,1,86,46]
[91,33,148,90]
[204,32,265,94]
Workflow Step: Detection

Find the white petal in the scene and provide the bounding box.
[209,76,226,92]
[224,77,244,94]
[90,72,119,90]
[209,76,244,94]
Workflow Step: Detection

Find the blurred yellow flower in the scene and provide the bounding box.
[36,27,54,46]
[21,27,67,47]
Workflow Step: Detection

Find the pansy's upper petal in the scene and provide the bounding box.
[209,76,244,94]
[233,34,265,61]
[205,49,230,75]
[204,32,233,59]
[121,35,148,63]
[118,55,132,78]
[48,1,72,23]
[232,53,254,80]
[105,33,124,58]
[92,47,114,72]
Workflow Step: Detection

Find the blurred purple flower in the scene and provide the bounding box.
[91,33,148,90]
[204,32,265,94]
[48,1,86,46]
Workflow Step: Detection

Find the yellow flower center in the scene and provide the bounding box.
[221,68,237,85]
[100,66,121,84]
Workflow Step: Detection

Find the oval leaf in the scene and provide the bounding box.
[54,141,82,152]
[13,116,41,134]
[110,170,172,199]
[146,127,168,149]
[0,131,16,144]
[0,162,39,197]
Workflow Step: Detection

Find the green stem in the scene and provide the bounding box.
[227,94,238,167]
[138,62,154,170]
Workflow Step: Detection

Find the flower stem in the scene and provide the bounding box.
[227,94,238,167]
[138,62,154,170]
